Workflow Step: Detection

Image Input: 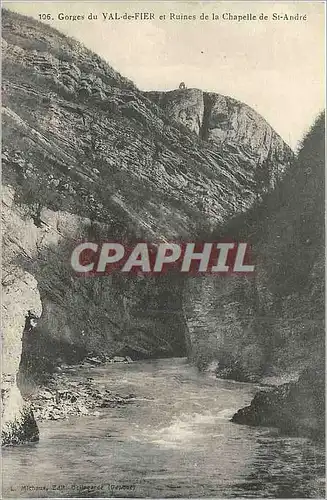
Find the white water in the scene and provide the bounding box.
[2,358,325,498]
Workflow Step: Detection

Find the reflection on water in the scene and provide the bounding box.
[2,358,325,498]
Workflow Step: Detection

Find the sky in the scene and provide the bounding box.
[4,1,325,149]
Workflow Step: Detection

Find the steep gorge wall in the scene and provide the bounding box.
[2,9,294,443]
[146,89,289,189]
[2,186,42,443]
[2,268,41,445]
[3,185,188,373]
[230,113,324,439]
[183,113,325,393]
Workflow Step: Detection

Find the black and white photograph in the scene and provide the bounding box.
[1,1,325,498]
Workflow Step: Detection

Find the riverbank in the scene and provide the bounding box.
[25,356,135,421]
[231,366,325,442]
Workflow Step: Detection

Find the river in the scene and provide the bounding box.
[2,357,325,498]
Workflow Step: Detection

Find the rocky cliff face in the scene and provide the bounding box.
[184,112,325,438]
[184,112,324,376]
[2,187,42,443]
[1,8,296,444]
[146,89,289,186]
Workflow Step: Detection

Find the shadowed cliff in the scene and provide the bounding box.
[184,112,325,438]
[184,112,324,376]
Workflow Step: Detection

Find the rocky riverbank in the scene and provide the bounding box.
[231,367,325,441]
[27,357,135,422]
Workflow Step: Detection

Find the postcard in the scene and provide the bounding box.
[1,1,325,498]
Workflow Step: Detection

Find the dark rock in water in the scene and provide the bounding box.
[2,407,39,446]
[232,367,325,440]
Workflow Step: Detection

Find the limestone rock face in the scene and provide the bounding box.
[146,90,291,190]
[2,269,41,445]
[2,185,42,444]
[146,89,205,135]
[2,8,293,241]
